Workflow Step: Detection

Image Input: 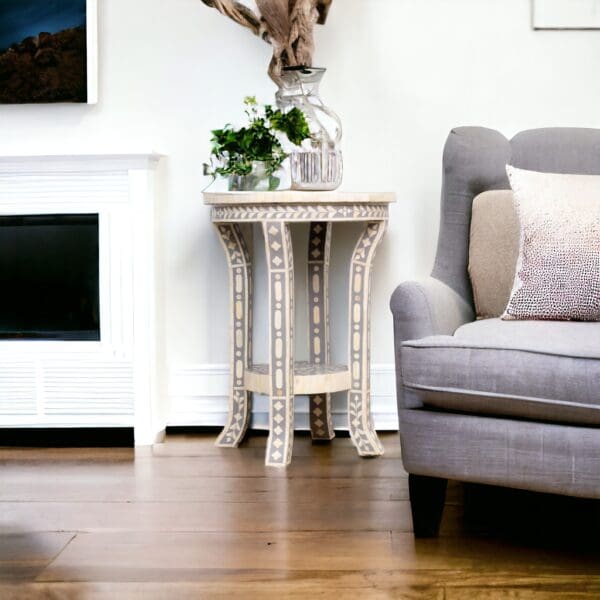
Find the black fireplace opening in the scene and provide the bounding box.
[0,214,100,341]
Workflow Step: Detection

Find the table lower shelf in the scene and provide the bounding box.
[245,362,350,395]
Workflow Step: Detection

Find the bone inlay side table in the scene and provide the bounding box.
[204,191,395,467]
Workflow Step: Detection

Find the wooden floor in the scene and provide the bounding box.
[1,432,599,599]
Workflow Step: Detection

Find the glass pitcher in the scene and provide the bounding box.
[276,67,343,191]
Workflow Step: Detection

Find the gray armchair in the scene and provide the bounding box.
[390,127,600,537]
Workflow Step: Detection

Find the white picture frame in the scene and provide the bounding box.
[87,0,98,104]
[533,0,600,29]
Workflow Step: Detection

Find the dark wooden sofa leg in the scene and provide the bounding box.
[408,474,448,538]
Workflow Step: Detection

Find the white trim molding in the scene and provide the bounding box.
[168,363,399,431]
[86,0,99,104]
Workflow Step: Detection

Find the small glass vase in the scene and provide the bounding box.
[276,67,343,191]
[227,161,282,192]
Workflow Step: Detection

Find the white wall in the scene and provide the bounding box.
[2,0,600,427]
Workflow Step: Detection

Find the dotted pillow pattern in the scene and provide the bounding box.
[503,165,600,321]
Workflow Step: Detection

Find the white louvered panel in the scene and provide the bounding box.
[0,173,129,205]
[0,362,37,415]
[43,363,134,416]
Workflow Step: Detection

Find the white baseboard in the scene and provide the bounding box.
[168,364,399,431]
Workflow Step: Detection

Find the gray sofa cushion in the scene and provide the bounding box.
[468,190,519,318]
[401,318,600,426]
[399,409,600,498]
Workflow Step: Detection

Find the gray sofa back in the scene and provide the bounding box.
[432,127,600,305]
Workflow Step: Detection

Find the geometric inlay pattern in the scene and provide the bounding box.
[212,204,389,223]
[347,222,386,456]
[215,223,253,448]
[263,221,295,466]
[307,221,335,441]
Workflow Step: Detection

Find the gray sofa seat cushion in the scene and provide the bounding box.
[401,318,600,426]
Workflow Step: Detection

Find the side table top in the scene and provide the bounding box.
[203,191,396,206]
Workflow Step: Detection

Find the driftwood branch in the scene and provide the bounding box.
[316,0,332,24]
[201,0,332,82]
[288,0,319,68]
[200,0,263,36]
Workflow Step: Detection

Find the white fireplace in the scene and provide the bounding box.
[0,154,164,445]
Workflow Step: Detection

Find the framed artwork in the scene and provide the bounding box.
[533,0,600,29]
[0,0,97,104]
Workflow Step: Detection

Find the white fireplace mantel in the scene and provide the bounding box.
[0,153,165,445]
[0,154,161,173]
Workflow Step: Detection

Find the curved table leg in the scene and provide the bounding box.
[263,221,295,467]
[307,221,335,441]
[215,223,253,448]
[348,221,386,457]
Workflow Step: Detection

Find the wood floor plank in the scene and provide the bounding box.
[7,580,600,600]
[153,434,403,459]
[0,580,444,599]
[0,433,401,460]
[1,498,414,533]
[38,531,399,579]
[0,532,73,582]
[0,457,404,481]
[444,588,600,599]
[391,532,600,576]
[38,530,600,583]
[0,476,409,503]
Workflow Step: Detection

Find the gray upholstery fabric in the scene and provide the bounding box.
[390,127,600,499]
[511,128,600,174]
[432,127,512,303]
[456,318,600,357]
[391,277,474,409]
[390,277,475,347]
[399,409,600,499]
[431,127,600,305]
[402,319,600,425]
[468,190,519,318]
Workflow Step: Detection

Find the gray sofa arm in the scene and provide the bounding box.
[390,277,474,409]
[390,277,474,341]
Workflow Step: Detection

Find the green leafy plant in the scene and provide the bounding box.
[204,96,311,191]
[266,104,311,146]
